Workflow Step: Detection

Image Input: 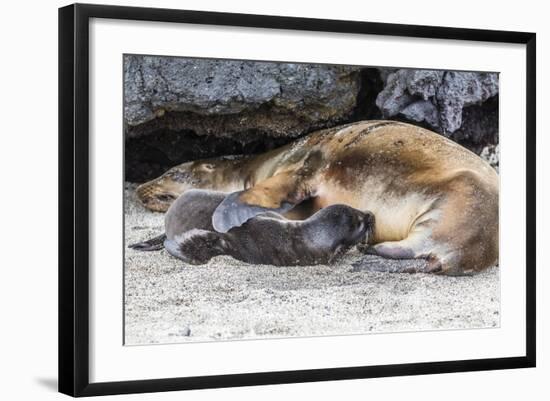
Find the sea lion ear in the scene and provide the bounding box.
[212,191,294,233]
[199,163,216,172]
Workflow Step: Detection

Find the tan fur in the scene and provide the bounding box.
[137,120,499,274]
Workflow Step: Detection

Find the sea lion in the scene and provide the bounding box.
[130,189,375,266]
[129,189,316,251]
[135,155,246,212]
[128,189,226,251]
[136,120,499,275]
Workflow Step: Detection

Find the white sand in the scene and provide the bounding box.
[124,183,500,345]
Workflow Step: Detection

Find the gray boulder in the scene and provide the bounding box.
[376,68,498,138]
[124,55,362,141]
[123,57,499,183]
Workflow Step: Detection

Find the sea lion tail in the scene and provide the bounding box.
[128,233,166,251]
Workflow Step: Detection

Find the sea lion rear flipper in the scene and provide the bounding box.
[212,171,309,233]
[165,230,226,265]
[354,240,443,274]
[128,233,167,251]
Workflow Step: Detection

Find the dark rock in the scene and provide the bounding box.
[168,326,191,337]
[376,68,498,142]
[125,129,291,183]
[349,68,384,121]
[124,55,362,141]
[377,68,398,84]
[479,144,500,172]
[123,57,499,183]
[375,69,415,117]
[400,100,439,127]
[407,70,445,99]
[449,96,499,146]
[436,71,498,134]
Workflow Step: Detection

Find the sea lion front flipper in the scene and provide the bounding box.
[212,191,295,233]
[355,240,444,274]
[212,171,309,233]
[128,233,167,251]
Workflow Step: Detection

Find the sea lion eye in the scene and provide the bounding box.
[156,194,176,202]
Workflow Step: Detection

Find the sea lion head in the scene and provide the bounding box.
[136,158,242,212]
[309,205,375,250]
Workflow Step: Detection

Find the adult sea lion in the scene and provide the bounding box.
[135,120,499,275]
[130,189,375,266]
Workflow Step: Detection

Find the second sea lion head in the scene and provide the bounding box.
[136,158,238,212]
[310,205,375,249]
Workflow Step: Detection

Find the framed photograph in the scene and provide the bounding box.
[58,3,536,397]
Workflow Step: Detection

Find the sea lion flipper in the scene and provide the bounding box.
[128,233,167,251]
[354,240,446,274]
[165,230,226,265]
[212,170,309,233]
[212,191,295,233]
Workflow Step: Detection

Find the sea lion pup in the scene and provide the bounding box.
[129,189,318,251]
[128,189,226,251]
[165,204,375,266]
[136,120,499,275]
[130,189,375,266]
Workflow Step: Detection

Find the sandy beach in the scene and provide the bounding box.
[124,183,500,345]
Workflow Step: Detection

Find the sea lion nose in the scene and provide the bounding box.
[363,211,375,226]
[135,184,152,201]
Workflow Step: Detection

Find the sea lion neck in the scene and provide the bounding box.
[211,155,249,190]
[235,142,297,189]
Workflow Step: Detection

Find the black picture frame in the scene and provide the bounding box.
[58,3,536,397]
